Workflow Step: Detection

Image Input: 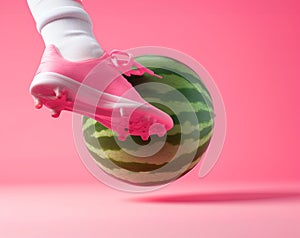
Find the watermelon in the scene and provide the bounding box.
[82,55,215,186]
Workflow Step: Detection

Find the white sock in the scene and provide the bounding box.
[27,0,103,61]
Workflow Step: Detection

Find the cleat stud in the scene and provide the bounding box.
[51,109,61,118]
[141,134,149,141]
[34,98,43,109]
[158,130,166,138]
[117,129,129,141]
[150,123,166,138]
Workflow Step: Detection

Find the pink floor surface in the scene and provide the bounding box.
[1,183,299,238]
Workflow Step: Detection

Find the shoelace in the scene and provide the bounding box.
[109,50,162,79]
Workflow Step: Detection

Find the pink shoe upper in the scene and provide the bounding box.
[36,45,109,84]
[32,45,174,140]
[36,45,162,89]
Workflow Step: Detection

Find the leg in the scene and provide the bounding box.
[27,0,103,61]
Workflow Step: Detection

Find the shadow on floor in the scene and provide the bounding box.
[131,191,300,204]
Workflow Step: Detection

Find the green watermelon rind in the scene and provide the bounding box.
[82,55,215,186]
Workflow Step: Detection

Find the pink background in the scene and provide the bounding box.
[0,0,299,185]
[0,0,299,237]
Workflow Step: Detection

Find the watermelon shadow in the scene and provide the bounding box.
[131,191,300,204]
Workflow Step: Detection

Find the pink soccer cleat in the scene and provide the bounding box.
[30,45,173,140]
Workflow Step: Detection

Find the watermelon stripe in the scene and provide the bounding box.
[102,140,212,186]
[87,138,211,186]
[89,142,208,174]
[91,128,116,137]
[85,142,108,159]
[200,125,214,139]
[97,153,205,186]
[171,110,213,126]
[133,55,212,99]
[82,106,213,133]
[109,160,167,172]
[94,136,120,151]
[84,105,214,136]
[145,97,213,113]
[135,56,209,90]
[89,119,213,138]
[127,72,213,107]
[86,135,210,168]
[85,119,213,149]
[194,139,211,162]
[199,129,214,146]
[149,88,213,109]
[82,117,98,131]
[86,122,213,152]
[147,69,213,104]
[97,164,187,186]
[166,125,213,147]
[167,88,213,108]
[83,128,101,146]
[168,120,213,136]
